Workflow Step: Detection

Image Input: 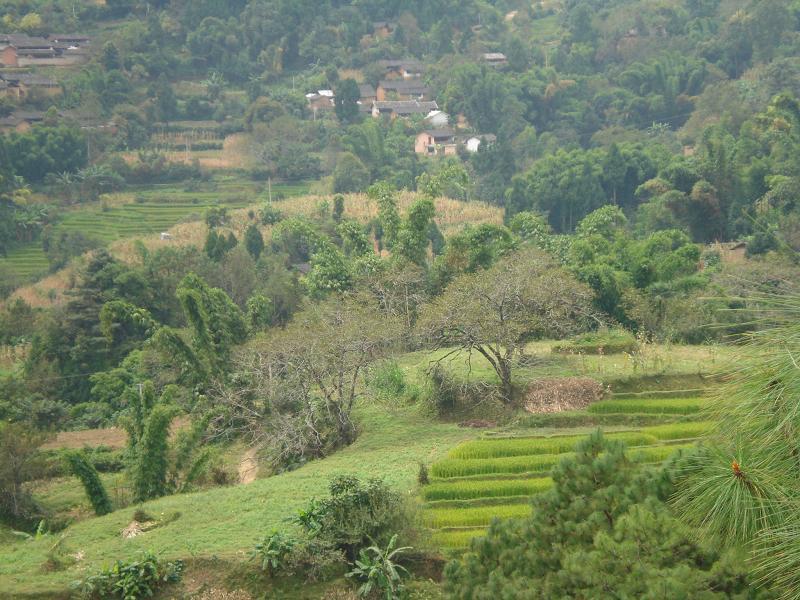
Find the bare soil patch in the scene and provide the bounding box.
[524,378,607,414]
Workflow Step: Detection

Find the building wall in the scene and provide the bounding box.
[1,46,18,67]
[17,55,87,67]
[414,133,433,154]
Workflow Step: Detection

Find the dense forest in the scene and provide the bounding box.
[2,1,800,599]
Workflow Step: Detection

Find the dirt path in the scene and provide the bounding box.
[238,447,259,485]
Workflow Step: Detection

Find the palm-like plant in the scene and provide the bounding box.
[346,534,410,600]
[673,293,800,598]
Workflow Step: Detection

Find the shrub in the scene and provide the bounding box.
[251,531,296,577]
[260,203,283,225]
[368,361,407,400]
[72,551,183,600]
[551,328,638,355]
[346,534,411,600]
[294,476,410,561]
[417,463,429,486]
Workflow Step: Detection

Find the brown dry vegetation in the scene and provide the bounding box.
[524,377,608,413]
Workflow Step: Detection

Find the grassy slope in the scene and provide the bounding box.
[0,405,471,597]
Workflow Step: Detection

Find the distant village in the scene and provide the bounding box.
[0,24,504,158]
[306,51,506,157]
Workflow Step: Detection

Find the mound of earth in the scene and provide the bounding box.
[524,378,606,414]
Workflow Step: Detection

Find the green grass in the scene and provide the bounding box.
[423,503,531,528]
[447,431,657,460]
[588,397,708,415]
[422,477,553,501]
[431,528,486,549]
[0,403,471,597]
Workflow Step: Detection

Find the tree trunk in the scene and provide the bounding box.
[498,359,514,404]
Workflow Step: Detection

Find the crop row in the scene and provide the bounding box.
[433,443,695,479]
[431,528,487,549]
[422,477,553,501]
[588,397,708,415]
[423,502,531,528]
[448,431,657,460]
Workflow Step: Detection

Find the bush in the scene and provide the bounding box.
[251,531,296,577]
[260,203,283,225]
[551,328,638,355]
[368,361,408,400]
[294,476,411,562]
[72,551,183,600]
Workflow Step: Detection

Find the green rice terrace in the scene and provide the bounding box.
[420,383,715,551]
[0,179,311,281]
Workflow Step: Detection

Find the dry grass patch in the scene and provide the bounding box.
[524,377,607,414]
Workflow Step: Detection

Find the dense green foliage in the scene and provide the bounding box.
[72,551,183,600]
[64,450,112,516]
[444,432,762,599]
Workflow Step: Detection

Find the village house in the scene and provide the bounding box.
[465,133,497,153]
[0,33,90,67]
[376,79,430,101]
[415,129,458,156]
[0,72,60,99]
[305,89,334,117]
[482,52,508,67]
[377,59,423,80]
[424,110,449,128]
[372,100,438,119]
[358,83,376,103]
[0,111,47,133]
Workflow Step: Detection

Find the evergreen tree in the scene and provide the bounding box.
[244,224,264,260]
[335,78,361,124]
[445,432,761,598]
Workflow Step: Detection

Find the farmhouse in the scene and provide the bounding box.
[0,33,90,67]
[465,133,497,153]
[415,129,458,156]
[377,59,423,80]
[424,110,450,128]
[305,89,335,115]
[358,84,376,103]
[376,79,430,101]
[0,72,60,99]
[482,52,508,67]
[372,100,438,119]
[0,111,47,133]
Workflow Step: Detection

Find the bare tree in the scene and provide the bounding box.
[418,247,596,402]
[216,295,401,468]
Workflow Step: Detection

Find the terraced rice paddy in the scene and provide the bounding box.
[0,180,310,280]
[421,389,712,551]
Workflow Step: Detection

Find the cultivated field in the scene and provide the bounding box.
[416,343,721,551]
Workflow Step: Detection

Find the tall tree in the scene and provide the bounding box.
[335,78,361,124]
[419,247,595,402]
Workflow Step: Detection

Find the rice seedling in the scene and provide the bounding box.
[448,431,657,460]
[641,421,712,441]
[430,528,487,549]
[431,453,565,479]
[422,477,553,501]
[587,397,708,415]
[423,503,531,528]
